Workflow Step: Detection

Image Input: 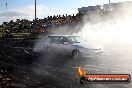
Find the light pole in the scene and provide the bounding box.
[109,0,111,11]
[35,0,36,20]
[5,2,7,10]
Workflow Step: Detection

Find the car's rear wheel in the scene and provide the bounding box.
[72,50,81,59]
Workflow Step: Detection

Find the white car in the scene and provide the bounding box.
[39,35,103,58]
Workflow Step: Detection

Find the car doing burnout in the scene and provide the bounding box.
[39,35,104,58]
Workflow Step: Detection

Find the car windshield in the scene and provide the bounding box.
[67,36,82,43]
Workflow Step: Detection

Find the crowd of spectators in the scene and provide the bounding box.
[1,12,82,35]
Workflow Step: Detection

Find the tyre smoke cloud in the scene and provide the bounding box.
[79,5,132,45]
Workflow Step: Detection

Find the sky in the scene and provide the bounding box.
[0,0,131,24]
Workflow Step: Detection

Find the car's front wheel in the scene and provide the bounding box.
[72,50,81,59]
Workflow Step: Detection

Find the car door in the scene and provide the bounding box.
[57,36,73,55]
[60,37,74,55]
[52,36,64,54]
[44,36,54,53]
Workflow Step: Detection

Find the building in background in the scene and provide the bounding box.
[78,1,132,14]
[78,5,102,14]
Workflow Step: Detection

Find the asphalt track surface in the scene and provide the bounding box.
[0,42,132,88]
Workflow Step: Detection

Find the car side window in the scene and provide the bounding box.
[60,37,68,44]
[53,37,60,44]
[46,36,53,43]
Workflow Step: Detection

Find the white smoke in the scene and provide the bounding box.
[78,4,132,45]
